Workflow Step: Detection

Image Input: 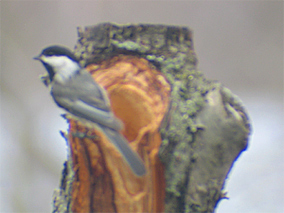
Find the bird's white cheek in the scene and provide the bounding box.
[45,56,67,70]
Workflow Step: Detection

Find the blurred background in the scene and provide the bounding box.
[1,1,283,212]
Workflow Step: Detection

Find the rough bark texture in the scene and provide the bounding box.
[52,23,251,213]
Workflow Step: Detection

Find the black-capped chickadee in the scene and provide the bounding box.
[34,45,146,176]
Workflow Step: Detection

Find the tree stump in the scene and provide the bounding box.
[52,23,251,213]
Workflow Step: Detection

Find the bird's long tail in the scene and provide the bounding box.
[101,127,146,176]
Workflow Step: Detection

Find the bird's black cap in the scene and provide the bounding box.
[40,45,79,62]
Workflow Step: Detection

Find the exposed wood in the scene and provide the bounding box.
[68,56,169,212]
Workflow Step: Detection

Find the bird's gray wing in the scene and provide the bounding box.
[52,70,122,130]
[101,126,146,176]
[72,70,111,112]
[54,96,123,131]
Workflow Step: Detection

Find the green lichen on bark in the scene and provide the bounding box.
[53,23,251,213]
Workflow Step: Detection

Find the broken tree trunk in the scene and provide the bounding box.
[52,23,251,213]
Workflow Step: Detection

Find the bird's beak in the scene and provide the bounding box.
[33,54,42,61]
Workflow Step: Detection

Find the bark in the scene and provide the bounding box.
[52,23,251,213]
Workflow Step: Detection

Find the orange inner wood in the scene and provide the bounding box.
[69,55,170,212]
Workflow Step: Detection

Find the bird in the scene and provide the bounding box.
[34,45,146,176]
